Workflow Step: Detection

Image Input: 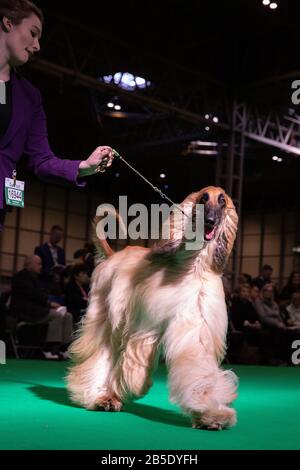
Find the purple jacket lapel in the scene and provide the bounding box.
[0,71,25,148]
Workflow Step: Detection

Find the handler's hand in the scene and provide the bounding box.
[78,146,114,177]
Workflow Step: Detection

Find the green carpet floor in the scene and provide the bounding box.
[0,360,299,450]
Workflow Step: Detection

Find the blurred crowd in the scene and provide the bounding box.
[1,226,299,365]
[0,225,93,359]
[225,265,300,365]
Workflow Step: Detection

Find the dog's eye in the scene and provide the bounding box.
[200,193,209,204]
[218,194,226,206]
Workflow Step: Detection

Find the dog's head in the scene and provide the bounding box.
[194,186,236,242]
[178,186,238,272]
[191,186,238,272]
[150,186,237,268]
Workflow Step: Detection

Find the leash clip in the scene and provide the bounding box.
[95,149,121,173]
[95,157,110,173]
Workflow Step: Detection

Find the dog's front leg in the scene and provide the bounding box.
[108,333,161,401]
[164,318,237,430]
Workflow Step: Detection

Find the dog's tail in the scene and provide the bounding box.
[93,205,127,264]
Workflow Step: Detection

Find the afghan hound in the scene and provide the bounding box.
[66,186,239,430]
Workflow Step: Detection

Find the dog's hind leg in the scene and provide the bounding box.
[109,333,160,401]
[66,297,120,410]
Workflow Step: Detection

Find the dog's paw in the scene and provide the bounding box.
[192,406,236,431]
[95,395,122,412]
[193,421,223,431]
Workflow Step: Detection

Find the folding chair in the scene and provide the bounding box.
[9,322,48,359]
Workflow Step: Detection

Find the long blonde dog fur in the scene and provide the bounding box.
[67,186,238,430]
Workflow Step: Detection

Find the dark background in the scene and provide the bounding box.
[19,0,300,211]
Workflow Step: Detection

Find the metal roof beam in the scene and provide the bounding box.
[30,59,300,156]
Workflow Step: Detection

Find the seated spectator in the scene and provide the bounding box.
[73,249,87,265]
[284,293,300,327]
[279,272,300,308]
[253,283,300,364]
[63,244,94,286]
[229,284,266,364]
[252,265,273,290]
[34,225,66,289]
[231,284,261,332]
[73,243,95,276]
[46,265,66,307]
[254,284,285,330]
[65,265,90,324]
[238,273,252,285]
[10,255,73,360]
[249,284,260,303]
[83,241,96,276]
[48,278,65,307]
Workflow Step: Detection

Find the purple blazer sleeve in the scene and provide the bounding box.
[24,88,85,187]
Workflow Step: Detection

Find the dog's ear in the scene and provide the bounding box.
[148,192,199,260]
[148,205,184,259]
[224,193,236,212]
[212,196,238,273]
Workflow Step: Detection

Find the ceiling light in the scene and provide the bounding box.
[107,102,114,108]
[183,141,219,157]
[269,2,278,9]
[135,77,146,86]
[262,0,270,5]
[101,72,151,91]
[191,141,218,146]
[114,104,121,111]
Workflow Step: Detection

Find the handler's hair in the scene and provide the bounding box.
[0,0,44,26]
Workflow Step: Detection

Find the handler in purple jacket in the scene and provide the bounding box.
[0,0,114,230]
